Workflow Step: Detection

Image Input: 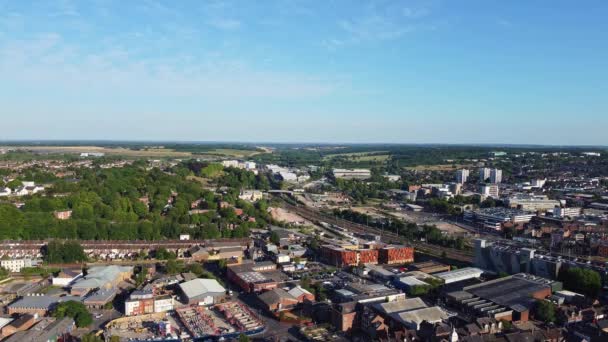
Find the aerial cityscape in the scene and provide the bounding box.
[1,1,608,342]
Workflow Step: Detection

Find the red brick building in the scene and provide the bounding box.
[321,245,358,267]
[379,245,414,264]
[598,242,608,258]
[227,261,278,293]
[358,249,379,264]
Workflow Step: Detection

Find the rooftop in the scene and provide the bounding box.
[179,278,226,299]
[391,307,449,327]
[8,295,82,310]
[373,298,428,315]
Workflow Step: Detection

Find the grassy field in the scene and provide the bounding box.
[203,148,261,158]
[323,151,390,162]
[1,146,261,159]
[405,164,471,171]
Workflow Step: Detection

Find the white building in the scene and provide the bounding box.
[531,179,547,188]
[0,258,36,273]
[221,160,240,168]
[455,169,469,184]
[490,169,502,184]
[434,267,484,284]
[553,207,582,218]
[239,190,264,202]
[52,269,83,287]
[0,187,11,197]
[480,184,499,199]
[153,296,174,313]
[479,168,491,182]
[332,168,371,180]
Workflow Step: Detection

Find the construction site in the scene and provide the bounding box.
[176,301,265,339]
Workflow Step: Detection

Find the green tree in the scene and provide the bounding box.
[559,267,602,298]
[52,300,93,327]
[238,333,250,342]
[82,334,104,342]
[534,300,556,323]
[270,231,280,244]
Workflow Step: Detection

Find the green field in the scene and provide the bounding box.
[323,151,390,162]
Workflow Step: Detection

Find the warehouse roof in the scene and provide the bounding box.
[397,276,429,287]
[8,295,82,310]
[391,307,449,328]
[71,265,132,290]
[463,274,552,309]
[179,278,226,299]
[435,267,484,283]
[373,298,428,315]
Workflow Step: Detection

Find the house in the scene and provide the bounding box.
[52,268,83,287]
[178,278,226,305]
[239,190,264,202]
[53,210,73,220]
[0,258,39,273]
[0,187,11,197]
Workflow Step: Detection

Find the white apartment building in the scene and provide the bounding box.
[479,168,491,182]
[480,184,499,199]
[490,169,502,184]
[0,258,35,273]
[553,207,582,218]
[455,169,470,184]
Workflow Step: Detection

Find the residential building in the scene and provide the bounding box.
[0,258,38,273]
[455,169,470,184]
[480,184,499,199]
[553,206,582,218]
[238,190,264,202]
[490,169,502,184]
[53,210,72,220]
[479,168,491,183]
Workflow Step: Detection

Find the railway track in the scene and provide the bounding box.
[282,201,474,263]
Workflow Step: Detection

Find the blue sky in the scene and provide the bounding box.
[1,0,607,145]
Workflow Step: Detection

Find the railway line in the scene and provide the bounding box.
[281,201,474,263]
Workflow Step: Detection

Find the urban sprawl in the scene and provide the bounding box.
[0,145,607,342]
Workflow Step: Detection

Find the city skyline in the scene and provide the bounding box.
[1,0,607,144]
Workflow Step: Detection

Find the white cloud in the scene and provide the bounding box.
[0,32,337,102]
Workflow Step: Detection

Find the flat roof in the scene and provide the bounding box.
[435,267,484,282]
[373,298,427,315]
[397,276,428,286]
